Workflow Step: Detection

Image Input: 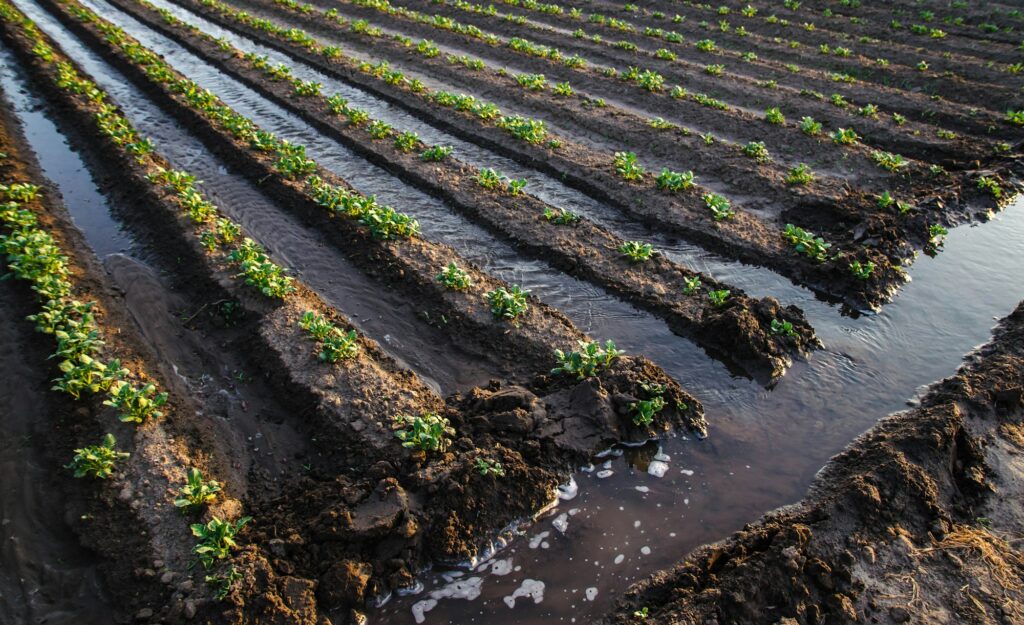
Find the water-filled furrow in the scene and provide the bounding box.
[376,200,1024,624]
[136,0,837,317]
[51,0,788,386]
[0,70,112,625]
[16,0,520,392]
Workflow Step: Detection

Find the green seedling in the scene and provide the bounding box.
[191,516,251,569]
[871,151,908,172]
[175,468,222,511]
[682,276,701,295]
[486,285,530,320]
[785,163,814,185]
[551,340,624,379]
[630,396,665,426]
[320,328,359,362]
[849,260,875,280]
[742,141,771,163]
[830,127,859,145]
[475,457,505,477]
[770,318,798,337]
[703,193,734,221]
[619,241,654,262]
[437,262,472,290]
[543,207,581,224]
[656,168,695,192]
[782,224,832,262]
[205,566,242,601]
[393,131,419,152]
[393,412,455,453]
[614,151,646,181]
[764,107,785,125]
[104,380,168,423]
[421,145,453,161]
[65,433,127,479]
[708,289,730,307]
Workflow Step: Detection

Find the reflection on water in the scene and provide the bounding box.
[2,1,1023,623]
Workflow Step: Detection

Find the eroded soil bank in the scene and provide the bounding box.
[606,301,1024,625]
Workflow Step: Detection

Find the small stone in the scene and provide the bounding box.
[889,606,911,623]
[160,571,177,584]
[268,538,287,558]
[177,579,194,593]
[184,601,197,619]
[135,607,153,620]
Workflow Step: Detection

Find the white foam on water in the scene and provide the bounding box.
[568,508,580,515]
[640,546,651,555]
[647,460,669,477]
[490,558,514,576]
[552,512,569,534]
[396,580,425,596]
[595,447,623,459]
[529,531,550,549]
[580,463,595,473]
[680,469,695,476]
[601,460,613,469]
[503,579,545,608]
[654,449,671,462]
[411,599,437,624]
[635,485,650,493]
[585,587,598,601]
[557,477,579,500]
[432,577,483,601]
[633,520,641,528]
[596,469,614,479]
[614,554,624,564]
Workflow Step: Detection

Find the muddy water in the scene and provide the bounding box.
[375,202,1024,624]
[138,0,820,314]
[3,0,1024,624]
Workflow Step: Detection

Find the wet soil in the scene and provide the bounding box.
[106,0,820,381]
[0,4,708,622]
[607,299,1024,625]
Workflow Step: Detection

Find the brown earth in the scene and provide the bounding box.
[605,300,1024,625]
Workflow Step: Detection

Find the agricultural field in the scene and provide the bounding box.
[0,0,1021,623]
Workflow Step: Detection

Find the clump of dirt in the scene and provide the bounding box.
[606,302,1024,625]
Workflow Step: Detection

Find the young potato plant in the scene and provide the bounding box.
[206,566,242,601]
[191,516,252,569]
[228,239,295,298]
[797,116,822,137]
[703,193,734,221]
[551,340,624,379]
[707,289,731,307]
[393,412,455,453]
[783,224,832,262]
[486,285,530,320]
[929,224,949,246]
[393,131,420,152]
[65,433,128,479]
[292,79,321,97]
[437,262,472,290]
[742,141,771,163]
[849,260,875,280]
[764,107,785,125]
[770,318,798,337]
[475,457,505,477]
[619,241,654,263]
[682,276,701,295]
[175,468,222,511]
[830,128,859,145]
[421,145,453,161]
[630,396,665,426]
[543,207,581,224]
[977,176,1002,199]
[785,163,814,185]
[614,151,646,181]
[656,168,695,192]
[103,380,168,423]
[53,355,128,400]
[871,151,909,172]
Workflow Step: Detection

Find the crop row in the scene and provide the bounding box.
[536,0,1024,108]
[114,0,820,379]
[170,0,983,310]
[259,0,980,176]
[0,6,257,599]
[396,0,1013,154]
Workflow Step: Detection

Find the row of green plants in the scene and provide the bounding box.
[0,4,335,594]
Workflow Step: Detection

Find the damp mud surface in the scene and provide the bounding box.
[0,0,1022,624]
